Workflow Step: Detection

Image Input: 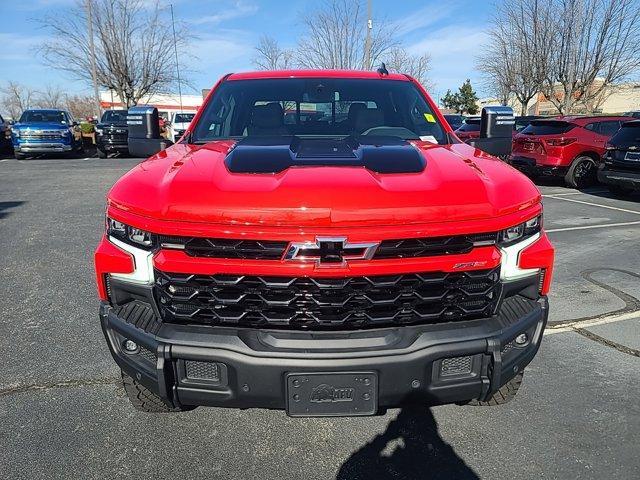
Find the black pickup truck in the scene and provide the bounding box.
[96,110,129,158]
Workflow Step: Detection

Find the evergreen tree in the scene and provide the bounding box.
[441,89,460,111]
[457,79,479,115]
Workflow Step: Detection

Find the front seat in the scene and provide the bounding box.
[353,108,385,135]
[247,103,289,136]
[339,102,366,133]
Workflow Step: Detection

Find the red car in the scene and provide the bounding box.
[511,115,630,188]
[95,70,554,416]
[454,116,481,141]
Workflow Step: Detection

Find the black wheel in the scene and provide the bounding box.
[97,148,108,159]
[14,152,27,160]
[467,372,524,406]
[565,156,597,189]
[121,371,195,413]
[607,185,634,197]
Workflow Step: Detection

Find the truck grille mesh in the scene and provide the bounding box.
[21,133,63,140]
[157,232,498,260]
[158,236,288,260]
[154,267,502,330]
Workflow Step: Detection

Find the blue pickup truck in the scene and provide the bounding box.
[11,109,83,159]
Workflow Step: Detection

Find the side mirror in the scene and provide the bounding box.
[467,106,515,159]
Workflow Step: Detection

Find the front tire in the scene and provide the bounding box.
[121,371,195,413]
[565,156,597,189]
[467,372,524,406]
[96,148,108,159]
[14,152,27,160]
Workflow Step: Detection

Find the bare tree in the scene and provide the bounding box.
[38,0,191,107]
[295,0,398,70]
[253,35,294,70]
[543,0,640,114]
[478,0,553,115]
[253,0,433,87]
[0,82,37,120]
[386,47,432,89]
[66,94,99,120]
[36,85,67,109]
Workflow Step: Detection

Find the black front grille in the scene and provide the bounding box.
[154,267,502,330]
[22,134,62,140]
[104,134,128,142]
[157,232,497,260]
[374,233,497,259]
[159,236,288,260]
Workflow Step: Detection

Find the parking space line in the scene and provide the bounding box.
[546,220,640,233]
[542,189,608,197]
[542,195,640,215]
[545,310,639,335]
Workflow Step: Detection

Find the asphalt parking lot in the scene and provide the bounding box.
[1,156,639,480]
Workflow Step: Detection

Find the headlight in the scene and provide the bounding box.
[498,215,542,246]
[12,129,20,138]
[95,128,103,135]
[107,217,156,249]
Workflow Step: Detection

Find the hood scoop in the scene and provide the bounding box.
[224,136,426,174]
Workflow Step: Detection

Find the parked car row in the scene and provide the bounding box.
[448,113,640,194]
[4,108,196,160]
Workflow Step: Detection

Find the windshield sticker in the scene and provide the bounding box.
[424,113,436,123]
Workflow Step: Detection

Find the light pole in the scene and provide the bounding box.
[364,0,372,69]
[170,4,184,115]
[85,0,101,118]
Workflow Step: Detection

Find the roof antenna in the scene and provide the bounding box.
[377,63,389,76]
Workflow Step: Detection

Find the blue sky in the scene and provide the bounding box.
[0,0,493,99]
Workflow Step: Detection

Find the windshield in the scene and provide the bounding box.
[456,118,480,132]
[514,117,540,131]
[174,113,195,123]
[191,78,445,144]
[101,110,128,123]
[19,110,68,124]
[521,121,575,136]
[609,123,640,146]
[444,115,463,124]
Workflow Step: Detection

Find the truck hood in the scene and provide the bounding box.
[108,140,541,227]
[14,122,69,130]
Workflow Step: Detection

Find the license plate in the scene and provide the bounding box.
[625,152,640,161]
[286,372,378,417]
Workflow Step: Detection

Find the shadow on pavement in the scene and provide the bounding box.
[0,201,25,219]
[336,405,479,480]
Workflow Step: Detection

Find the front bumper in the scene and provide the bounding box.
[510,156,568,177]
[100,294,548,415]
[97,136,129,152]
[598,164,640,190]
[14,142,73,153]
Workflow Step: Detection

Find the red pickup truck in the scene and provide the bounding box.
[95,70,554,416]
